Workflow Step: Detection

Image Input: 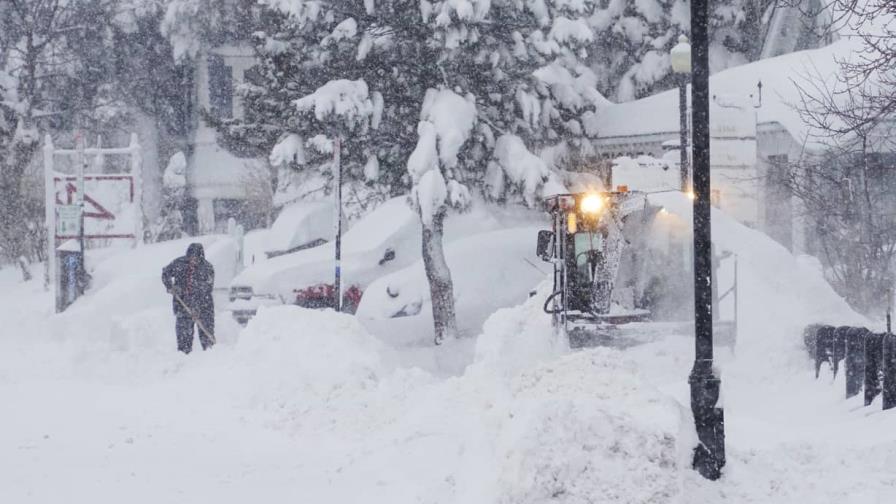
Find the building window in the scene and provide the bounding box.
[208,54,233,119]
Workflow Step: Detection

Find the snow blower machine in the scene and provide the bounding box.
[536,190,736,348]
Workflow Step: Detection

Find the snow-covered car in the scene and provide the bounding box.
[356,226,546,345]
[238,200,334,268]
[228,196,421,323]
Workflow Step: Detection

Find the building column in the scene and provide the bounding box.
[198,198,215,235]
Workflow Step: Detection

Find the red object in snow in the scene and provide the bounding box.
[294,283,363,314]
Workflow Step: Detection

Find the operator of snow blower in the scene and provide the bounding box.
[161,243,215,353]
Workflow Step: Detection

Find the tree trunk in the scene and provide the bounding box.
[421,208,458,345]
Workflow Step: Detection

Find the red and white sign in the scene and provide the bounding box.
[53,175,136,240]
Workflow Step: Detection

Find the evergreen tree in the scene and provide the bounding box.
[210,1,441,215]
[588,0,778,101]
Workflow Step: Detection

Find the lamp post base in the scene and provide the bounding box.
[689,365,725,480]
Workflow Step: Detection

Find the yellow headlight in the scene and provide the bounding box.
[567,213,577,233]
[580,193,604,214]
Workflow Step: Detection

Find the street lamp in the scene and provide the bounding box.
[671,34,691,193]
[689,1,726,480]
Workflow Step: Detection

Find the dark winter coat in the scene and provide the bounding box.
[162,243,215,318]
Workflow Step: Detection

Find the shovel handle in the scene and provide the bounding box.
[172,291,216,345]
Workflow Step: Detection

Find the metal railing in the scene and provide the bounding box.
[803,324,896,409]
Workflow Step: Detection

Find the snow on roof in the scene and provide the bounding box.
[593,39,859,147]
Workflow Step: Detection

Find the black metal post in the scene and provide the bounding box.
[884,332,896,410]
[864,332,883,406]
[832,326,851,378]
[679,76,689,192]
[844,327,867,399]
[334,137,343,312]
[689,0,725,480]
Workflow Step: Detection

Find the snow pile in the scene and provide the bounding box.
[296,288,687,503]
[472,280,568,375]
[649,191,866,376]
[461,285,685,503]
[227,305,389,428]
[492,350,685,503]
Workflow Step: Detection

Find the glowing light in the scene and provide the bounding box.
[659,207,669,215]
[686,190,696,200]
[580,193,604,214]
[567,213,578,233]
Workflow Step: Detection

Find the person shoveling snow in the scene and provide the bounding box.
[161,243,216,353]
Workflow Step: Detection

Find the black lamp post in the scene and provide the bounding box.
[690,0,726,480]
[671,34,691,193]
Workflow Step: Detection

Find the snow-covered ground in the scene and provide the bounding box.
[2,197,895,503]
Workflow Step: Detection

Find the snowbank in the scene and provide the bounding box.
[649,191,866,379]
[472,280,567,376]
[266,290,688,504]
[224,305,390,427]
[492,350,685,503]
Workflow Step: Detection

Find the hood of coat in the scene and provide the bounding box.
[186,243,205,260]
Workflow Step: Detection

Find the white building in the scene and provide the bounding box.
[590,39,864,254]
[185,43,269,234]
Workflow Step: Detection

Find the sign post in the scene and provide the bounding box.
[333,137,343,312]
[76,133,87,276]
[43,133,143,312]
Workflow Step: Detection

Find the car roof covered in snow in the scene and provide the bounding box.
[230,196,419,293]
[265,200,334,254]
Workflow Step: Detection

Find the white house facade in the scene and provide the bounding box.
[186,43,268,234]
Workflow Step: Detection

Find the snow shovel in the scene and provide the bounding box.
[172,290,216,347]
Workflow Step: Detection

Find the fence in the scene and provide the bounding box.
[803,324,896,409]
